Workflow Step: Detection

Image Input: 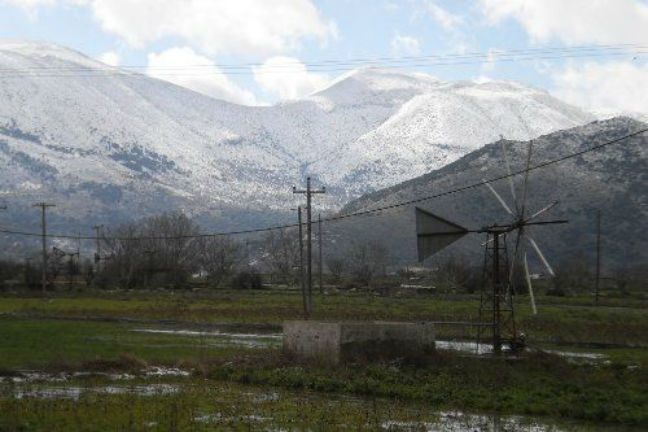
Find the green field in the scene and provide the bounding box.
[1,288,647,430]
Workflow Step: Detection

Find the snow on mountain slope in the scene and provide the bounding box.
[312,79,594,194]
[0,41,596,236]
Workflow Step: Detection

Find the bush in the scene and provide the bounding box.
[231,271,263,290]
[546,287,566,297]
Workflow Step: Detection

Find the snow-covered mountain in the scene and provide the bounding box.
[0,40,595,240]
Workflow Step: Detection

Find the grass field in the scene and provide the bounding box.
[1,287,647,430]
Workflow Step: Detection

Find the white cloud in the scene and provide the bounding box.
[479,0,648,45]
[3,0,57,7]
[253,56,330,101]
[11,0,337,56]
[552,61,648,114]
[97,50,119,66]
[425,0,463,30]
[391,34,421,56]
[147,47,257,106]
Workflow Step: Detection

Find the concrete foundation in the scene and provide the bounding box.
[283,321,435,364]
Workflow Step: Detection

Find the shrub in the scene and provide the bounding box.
[232,271,263,289]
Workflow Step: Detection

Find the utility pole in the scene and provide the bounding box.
[24,257,32,288]
[65,250,79,290]
[318,213,323,295]
[93,224,103,272]
[33,202,55,294]
[293,177,326,316]
[244,239,250,269]
[595,210,601,306]
[297,206,307,316]
[144,250,156,288]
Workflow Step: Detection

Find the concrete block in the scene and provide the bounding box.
[283,320,435,364]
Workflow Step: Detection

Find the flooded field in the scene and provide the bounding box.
[129,324,614,363]
[0,376,621,431]
[1,291,646,430]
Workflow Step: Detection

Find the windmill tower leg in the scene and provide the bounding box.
[479,230,518,355]
[493,232,502,354]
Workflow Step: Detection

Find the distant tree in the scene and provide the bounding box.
[81,259,94,288]
[198,237,245,288]
[48,247,67,284]
[260,228,299,285]
[553,252,592,294]
[345,240,388,286]
[141,212,201,287]
[231,270,263,290]
[100,221,144,289]
[99,212,201,289]
[432,254,481,293]
[325,256,346,284]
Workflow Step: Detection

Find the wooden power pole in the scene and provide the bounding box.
[93,224,103,272]
[297,206,307,316]
[33,202,55,294]
[293,177,325,316]
[318,213,323,295]
[595,210,601,306]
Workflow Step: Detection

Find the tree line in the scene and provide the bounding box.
[0,211,645,295]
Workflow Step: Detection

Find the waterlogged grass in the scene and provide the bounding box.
[199,351,648,427]
[0,378,641,431]
[0,318,263,370]
[2,289,648,348]
[1,289,648,428]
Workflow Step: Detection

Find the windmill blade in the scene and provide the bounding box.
[526,201,559,222]
[482,179,514,215]
[523,252,538,315]
[519,141,534,218]
[500,140,519,214]
[526,235,555,277]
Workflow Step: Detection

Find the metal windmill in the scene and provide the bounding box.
[416,139,567,354]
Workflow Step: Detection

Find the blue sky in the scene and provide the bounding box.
[1,0,647,112]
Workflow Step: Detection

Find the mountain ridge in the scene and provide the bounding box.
[0,40,598,250]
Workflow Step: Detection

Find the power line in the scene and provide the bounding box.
[0,127,645,241]
[1,43,644,72]
[0,44,645,78]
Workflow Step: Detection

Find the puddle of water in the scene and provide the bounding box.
[144,366,190,377]
[436,340,494,355]
[12,384,180,400]
[541,350,606,360]
[435,340,608,361]
[131,328,281,339]
[1,367,190,385]
[194,413,223,423]
[192,409,565,431]
[131,328,282,349]
[243,391,280,402]
[194,413,271,424]
[382,413,558,432]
